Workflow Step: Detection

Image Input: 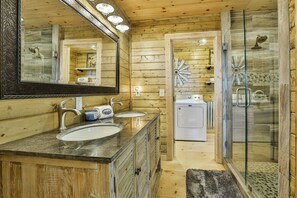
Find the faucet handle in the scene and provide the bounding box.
[109,97,115,105]
[60,98,73,108]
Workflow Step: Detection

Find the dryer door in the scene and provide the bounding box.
[177,105,205,128]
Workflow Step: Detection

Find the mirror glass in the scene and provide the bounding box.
[21,0,117,87]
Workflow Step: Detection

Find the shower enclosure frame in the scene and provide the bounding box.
[222,0,290,197]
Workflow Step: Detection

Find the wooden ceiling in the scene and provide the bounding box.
[115,0,277,23]
[22,0,88,28]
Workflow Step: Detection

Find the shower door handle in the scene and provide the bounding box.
[236,87,251,107]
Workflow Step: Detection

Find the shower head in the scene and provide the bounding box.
[256,35,268,43]
[251,35,268,49]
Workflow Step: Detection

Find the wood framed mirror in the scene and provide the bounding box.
[0,0,120,99]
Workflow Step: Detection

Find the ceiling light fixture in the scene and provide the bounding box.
[116,24,129,33]
[96,3,114,15]
[198,38,207,46]
[107,15,123,25]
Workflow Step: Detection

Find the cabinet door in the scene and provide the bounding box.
[135,130,149,198]
[148,118,158,175]
[113,144,135,198]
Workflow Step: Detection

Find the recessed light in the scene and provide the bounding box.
[116,24,129,33]
[91,45,97,50]
[96,3,114,15]
[198,38,207,45]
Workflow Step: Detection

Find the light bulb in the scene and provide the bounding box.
[96,3,114,15]
[107,15,123,25]
[116,24,129,33]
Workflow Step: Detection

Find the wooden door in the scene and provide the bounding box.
[113,144,135,198]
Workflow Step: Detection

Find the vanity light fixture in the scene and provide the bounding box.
[116,24,129,33]
[107,15,123,25]
[96,3,114,15]
[88,0,130,33]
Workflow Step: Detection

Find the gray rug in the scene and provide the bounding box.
[186,169,243,198]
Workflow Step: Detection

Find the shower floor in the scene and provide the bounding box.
[233,161,278,198]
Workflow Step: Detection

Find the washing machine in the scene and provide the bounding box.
[174,95,207,141]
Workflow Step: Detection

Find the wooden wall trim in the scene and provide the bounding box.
[164,31,223,162]
[279,0,291,197]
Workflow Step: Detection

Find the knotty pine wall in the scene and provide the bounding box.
[173,41,214,101]
[0,0,131,145]
[290,0,296,196]
[131,14,221,153]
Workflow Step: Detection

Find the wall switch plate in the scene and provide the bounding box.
[75,97,83,110]
[159,89,165,97]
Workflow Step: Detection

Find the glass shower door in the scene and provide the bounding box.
[244,9,279,198]
[226,8,279,198]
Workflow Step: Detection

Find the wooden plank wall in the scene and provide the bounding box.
[290,0,296,196]
[0,1,131,145]
[131,14,221,153]
[173,41,214,102]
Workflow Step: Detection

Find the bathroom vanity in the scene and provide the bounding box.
[0,114,161,198]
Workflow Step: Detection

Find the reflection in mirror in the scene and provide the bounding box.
[21,0,117,87]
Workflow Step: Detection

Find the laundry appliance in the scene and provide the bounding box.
[174,95,207,141]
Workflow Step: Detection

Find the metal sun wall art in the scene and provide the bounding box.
[174,58,191,87]
[232,56,245,86]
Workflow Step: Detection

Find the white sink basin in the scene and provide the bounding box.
[114,111,146,118]
[56,123,123,142]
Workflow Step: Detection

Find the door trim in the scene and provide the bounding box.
[279,0,290,197]
[165,31,223,162]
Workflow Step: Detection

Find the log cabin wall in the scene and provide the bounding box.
[290,0,296,196]
[173,41,214,102]
[0,0,131,145]
[131,14,221,153]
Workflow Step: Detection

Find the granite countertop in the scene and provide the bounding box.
[0,113,159,163]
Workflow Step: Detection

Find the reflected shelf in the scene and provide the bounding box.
[76,68,97,72]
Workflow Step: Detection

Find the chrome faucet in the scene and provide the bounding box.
[58,98,81,131]
[109,97,123,107]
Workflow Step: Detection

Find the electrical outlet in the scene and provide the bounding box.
[159,89,165,97]
[75,97,83,110]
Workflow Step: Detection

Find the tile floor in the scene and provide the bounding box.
[157,134,225,198]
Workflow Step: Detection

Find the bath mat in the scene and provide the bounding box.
[186,169,243,198]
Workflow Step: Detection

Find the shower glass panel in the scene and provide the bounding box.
[245,9,279,198]
[226,7,279,198]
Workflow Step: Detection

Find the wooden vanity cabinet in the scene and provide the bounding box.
[148,117,161,197]
[0,116,161,198]
[111,117,160,198]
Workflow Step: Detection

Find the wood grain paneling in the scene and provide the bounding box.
[173,41,214,101]
[0,155,110,198]
[291,0,296,197]
[116,0,277,23]
[131,14,220,154]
